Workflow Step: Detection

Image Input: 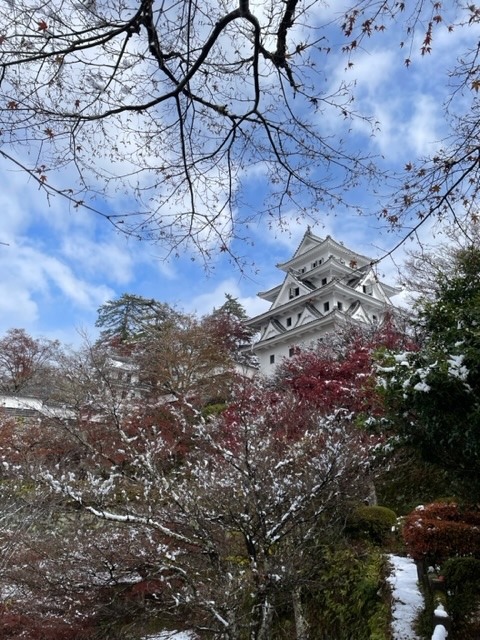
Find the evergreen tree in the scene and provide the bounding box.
[216,293,249,321]
[95,293,175,344]
[378,246,480,492]
[206,294,257,366]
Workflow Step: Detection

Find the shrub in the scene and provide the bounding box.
[305,546,391,640]
[375,453,454,516]
[403,503,480,563]
[201,402,227,419]
[347,505,397,545]
[443,558,480,586]
[443,558,480,639]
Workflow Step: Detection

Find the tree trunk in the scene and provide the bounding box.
[256,596,273,640]
[366,479,378,506]
[292,587,309,640]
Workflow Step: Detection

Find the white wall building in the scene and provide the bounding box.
[245,229,400,375]
[0,393,75,420]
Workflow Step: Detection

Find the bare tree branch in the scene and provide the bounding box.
[0,0,479,265]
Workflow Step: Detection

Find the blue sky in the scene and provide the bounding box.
[0,3,475,345]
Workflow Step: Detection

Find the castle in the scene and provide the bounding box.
[245,229,400,374]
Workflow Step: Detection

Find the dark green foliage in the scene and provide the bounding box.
[201,402,227,419]
[305,546,391,640]
[375,452,456,515]
[346,505,397,545]
[95,293,176,343]
[205,293,256,365]
[378,246,480,496]
[420,247,480,352]
[443,557,480,586]
[215,293,250,322]
[443,558,480,639]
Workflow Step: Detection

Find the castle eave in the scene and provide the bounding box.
[252,312,344,350]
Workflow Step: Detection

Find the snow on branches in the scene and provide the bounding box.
[0,377,375,637]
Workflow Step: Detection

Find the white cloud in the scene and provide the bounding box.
[1,242,113,308]
[184,277,270,319]
[324,45,445,159]
[60,235,134,284]
[0,0,476,344]
[0,230,117,338]
[0,279,39,329]
[316,14,480,165]
[346,48,396,94]
[407,94,443,156]
[0,164,55,240]
[39,251,113,308]
[185,279,243,316]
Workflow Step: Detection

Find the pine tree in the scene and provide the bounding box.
[95,293,175,344]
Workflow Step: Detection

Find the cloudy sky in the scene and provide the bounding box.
[0,1,475,344]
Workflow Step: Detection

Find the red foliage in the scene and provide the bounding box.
[403,502,480,563]
[123,578,166,601]
[277,318,416,416]
[219,380,322,447]
[0,411,82,469]
[105,334,136,356]
[117,401,197,465]
[216,378,384,473]
[203,311,251,354]
[283,343,376,414]
[0,328,59,393]
[0,607,93,639]
[278,338,376,415]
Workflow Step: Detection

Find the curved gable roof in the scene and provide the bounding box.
[277,233,372,272]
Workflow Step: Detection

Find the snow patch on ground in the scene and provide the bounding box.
[146,633,197,640]
[147,556,427,640]
[387,554,424,640]
[432,624,448,640]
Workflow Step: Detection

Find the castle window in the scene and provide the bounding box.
[321,277,327,286]
[289,286,300,299]
[323,301,330,312]
[372,314,378,323]
[289,347,296,357]
[286,317,292,327]
[337,301,343,311]
[270,354,275,364]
